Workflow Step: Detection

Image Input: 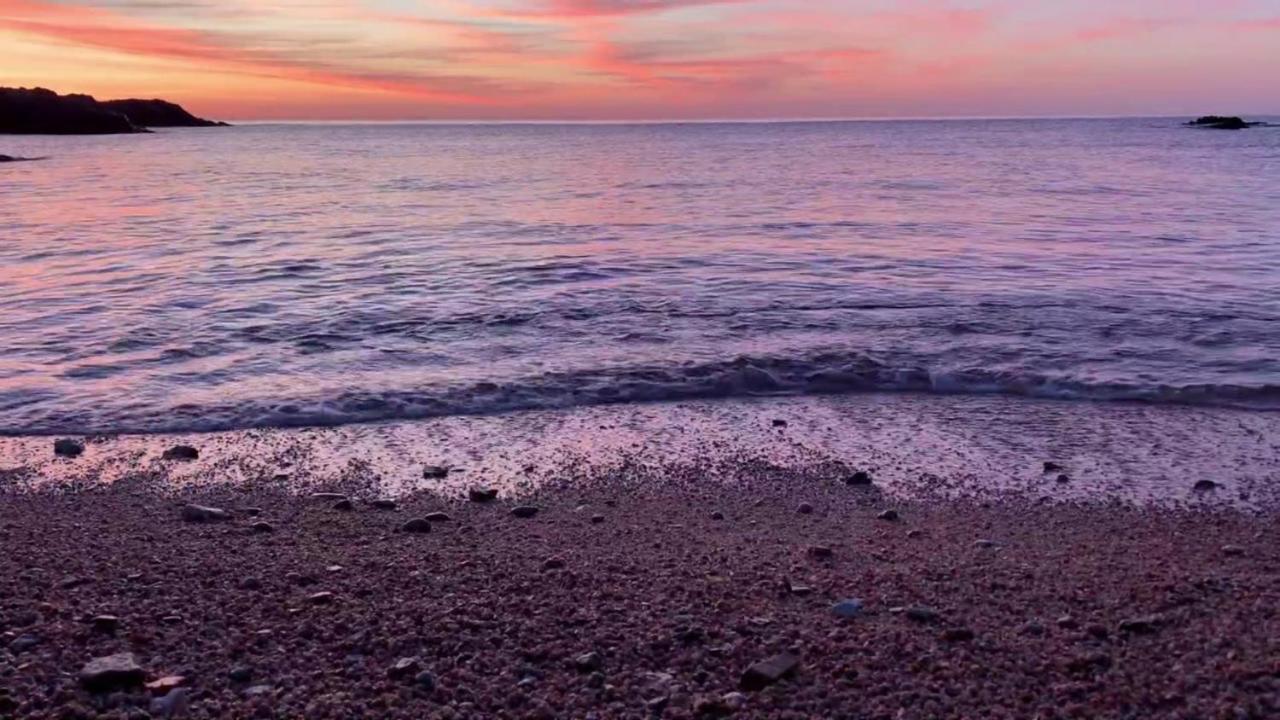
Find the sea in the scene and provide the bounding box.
[2,118,1279,436]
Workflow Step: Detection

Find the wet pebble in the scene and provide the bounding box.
[400,518,432,533]
[877,509,899,521]
[511,506,539,519]
[180,504,229,523]
[54,438,84,457]
[161,445,199,461]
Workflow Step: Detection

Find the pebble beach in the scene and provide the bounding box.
[2,399,1278,719]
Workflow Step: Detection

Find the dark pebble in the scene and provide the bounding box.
[251,521,274,533]
[400,518,432,533]
[511,506,539,519]
[469,488,498,503]
[877,509,899,521]
[845,470,873,485]
[941,627,975,642]
[161,445,199,461]
[331,499,354,511]
[739,653,799,691]
[54,438,84,458]
[424,512,451,522]
[422,466,449,479]
[228,666,253,683]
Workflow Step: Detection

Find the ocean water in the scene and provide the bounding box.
[1,118,1278,435]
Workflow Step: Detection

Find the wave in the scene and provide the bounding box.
[4,351,1277,436]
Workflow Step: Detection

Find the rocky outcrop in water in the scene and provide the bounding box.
[1185,116,1263,130]
[1,87,226,134]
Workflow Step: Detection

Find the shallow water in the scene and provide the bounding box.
[2,119,1279,434]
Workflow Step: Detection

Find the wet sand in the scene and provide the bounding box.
[2,395,1279,718]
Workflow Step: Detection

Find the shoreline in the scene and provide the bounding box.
[2,468,1277,718]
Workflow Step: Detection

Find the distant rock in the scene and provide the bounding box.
[1193,479,1220,492]
[310,492,347,501]
[1,86,227,134]
[941,627,975,642]
[53,438,84,457]
[1118,615,1161,635]
[877,509,899,521]
[422,465,450,479]
[388,656,421,680]
[511,505,539,519]
[370,499,397,510]
[832,599,864,619]
[161,445,199,461]
[180,504,229,522]
[1043,461,1064,472]
[80,652,145,691]
[807,545,834,559]
[251,521,274,533]
[739,653,798,691]
[1222,544,1245,557]
[797,502,814,515]
[1185,115,1261,130]
[573,651,603,673]
[902,605,940,623]
[331,498,354,511]
[0,154,41,163]
[89,615,119,633]
[423,511,451,522]
[845,470,873,485]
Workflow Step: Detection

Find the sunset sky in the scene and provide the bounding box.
[2,0,1279,120]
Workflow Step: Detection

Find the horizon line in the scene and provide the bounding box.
[221,112,1280,125]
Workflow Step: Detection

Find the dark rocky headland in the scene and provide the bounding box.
[0,87,227,135]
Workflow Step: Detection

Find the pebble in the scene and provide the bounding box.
[831,599,863,618]
[151,688,190,718]
[9,634,39,652]
[331,498,354,511]
[400,518,432,533]
[903,605,940,623]
[370,499,397,510]
[771,419,788,427]
[710,511,725,521]
[973,539,997,549]
[307,591,335,605]
[228,665,253,683]
[251,521,274,533]
[807,545,834,559]
[845,470,873,485]
[1222,544,1245,556]
[80,653,145,691]
[1118,615,1161,635]
[414,670,436,692]
[573,652,603,673]
[877,509,899,521]
[907,529,924,539]
[542,556,566,571]
[590,514,606,524]
[243,685,273,697]
[1056,615,1079,630]
[388,656,421,679]
[1193,480,1219,491]
[468,488,498,503]
[941,627,975,642]
[797,502,814,514]
[161,445,199,461]
[242,507,262,517]
[422,465,450,479]
[739,653,799,691]
[310,492,347,501]
[511,506,540,519]
[424,511,451,522]
[1043,461,1063,472]
[89,615,119,633]
[239,577,263,591]
[180,504,229,523]
[145,676,187,694]
[54,438,84,457]
[1056,474,1071,483]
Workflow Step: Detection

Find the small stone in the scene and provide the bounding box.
[161,614,184,625]
[721,692,747,710]
[845,470,873,485]
[739,653,799,691]
[161,445,199,461]
[1222,544,1245,556]
[250,521,274,533]
[1066,652,1112,674]
[307,591,334,605]
[239,577,262,591]
[906,529,924,539]
[228,666,253,683]
[400,518,432,533]
[243,685,273,697]
[422,465,450,479]
[150,687,189,719]
[1021,621,1046,636]
[904,605,939,623]
[941,627,975,642]
[973,539,997,549]
[542,556,566,571]
[415,670,436,692]
[1087,624,1109,640]
[242,507,262,517]
[796,502,813,515]
[180,504,229,523]
[424,512,451,522]
[1056,615,1079,630]
[590,514,606,524]
[80,653,145,692]
[785,578,814,596]
[310,492,346,501]
[90,615,119,633]
[1193,479,1219,491]
[9,634,39,652]
[54,438,84,457]
[1043,461,1063,472]
[468,488,498,503]
[1056,474,1071,483]
[388,656,421,679]
[771,419,787,427]
[710,511,724,521]
[331,498,353,511]
[832,599,863,618]
[145,675,187,695]
[511,506,539,519]
[807,545,833,559]
[877,509,899,521]
[370,499,397,510]
[573,652,603,673]
[1118,615,1161,635]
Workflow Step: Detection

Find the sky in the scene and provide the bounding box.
[2,0,1279,120]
